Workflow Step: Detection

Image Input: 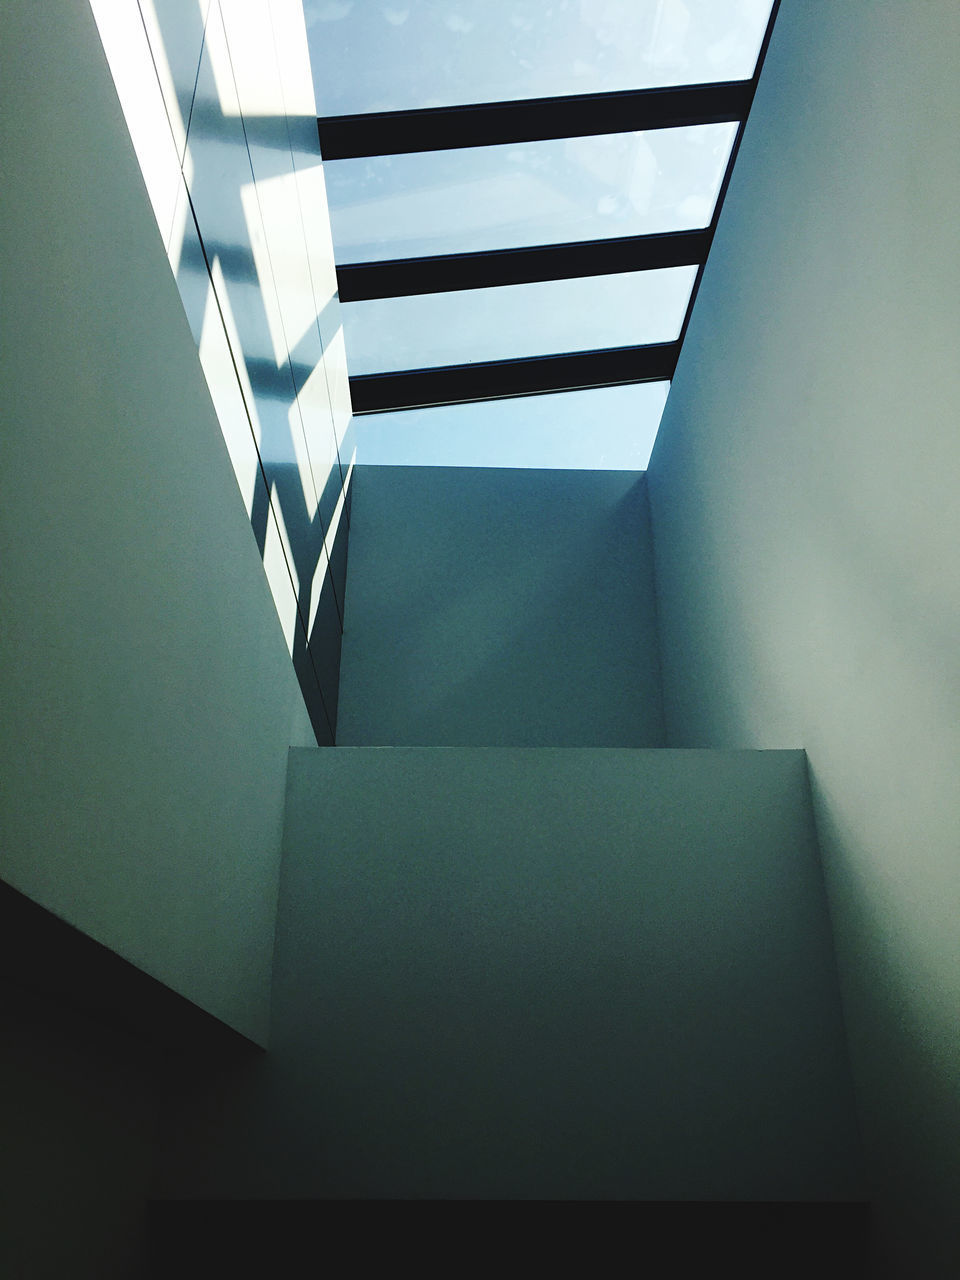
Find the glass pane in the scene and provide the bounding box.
[305,0,774,115]
[326,124,735,263]
[342,266,695,374]
[355,383,670,469]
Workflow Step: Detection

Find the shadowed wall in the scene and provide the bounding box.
[646,2,960,1272]
[337,466,665,746]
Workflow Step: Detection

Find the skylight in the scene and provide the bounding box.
[305,0,779,469]
[325,124,737,262]
[305,0,774,113]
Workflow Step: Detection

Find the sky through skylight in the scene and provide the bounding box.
[304,0,776,468]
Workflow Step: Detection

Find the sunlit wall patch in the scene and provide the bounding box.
[90,0,183,250]
[262,491,301,659]
[310,449,355,638]
[291,358,341,527]
[321,327,354,450]
[198,260,263,517]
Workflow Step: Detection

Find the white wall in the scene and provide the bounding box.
[157,746,862,1202]
[647,2,960,1272]
[0,0,314,1045]
[337,467,666,746]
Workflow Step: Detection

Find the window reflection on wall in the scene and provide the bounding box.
[90,0,354,744]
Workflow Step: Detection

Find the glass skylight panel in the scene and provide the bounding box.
[325,124,736,263]
[306,1,774,115]
[341,266,696,376]
[355,383,670,469]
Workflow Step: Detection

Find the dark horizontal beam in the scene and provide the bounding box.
[349,344,679,413]
[318,81,751,159]
[337,229,712,302]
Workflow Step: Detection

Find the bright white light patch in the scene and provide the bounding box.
[89,0,182,246]
[263,489,300,656]
[198,262,261,515]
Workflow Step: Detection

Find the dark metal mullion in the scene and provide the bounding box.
[319,80,752,159]
[349,344,679,414]
[336,228,713,302]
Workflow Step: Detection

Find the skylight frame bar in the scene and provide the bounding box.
[349,343,680,414]
[318,81,752,159]
[336,229,713,302]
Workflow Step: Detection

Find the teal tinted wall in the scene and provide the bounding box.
[156,746,862,1201]
[336,466,665,745]
[646,1,960,1271]
[0,0,314,1044]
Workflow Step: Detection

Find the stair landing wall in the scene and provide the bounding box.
[156,746,864,1201]
[335,466,666,746]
